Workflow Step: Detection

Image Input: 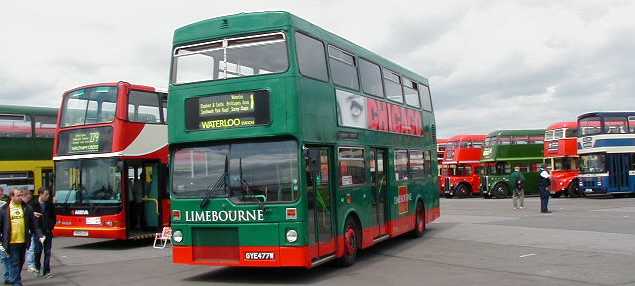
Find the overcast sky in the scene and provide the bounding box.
[1,1,634,138]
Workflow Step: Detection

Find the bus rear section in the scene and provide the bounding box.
[168,11,440,268]
[577,112,635,196]
[439,135,485,198]
[544,122,581,198]
[0,105,57,195]
[480,130,545,199]
[53,82,170,239]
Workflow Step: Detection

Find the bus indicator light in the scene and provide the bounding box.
[172,210,181,221]
[286,208,297,220]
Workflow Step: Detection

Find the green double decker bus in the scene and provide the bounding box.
[480,129,545,198]
[168,11,440,268]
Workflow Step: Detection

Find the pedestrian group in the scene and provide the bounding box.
[0,186,55,286]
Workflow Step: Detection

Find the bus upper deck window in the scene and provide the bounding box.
[603,116,628,134]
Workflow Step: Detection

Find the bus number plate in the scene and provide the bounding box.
[585,189,593,193]
[244,252,275,261]
[73,231,89,237]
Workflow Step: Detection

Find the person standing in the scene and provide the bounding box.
[510,166,526,209]
[0,189,45,286]
[538,166,552,213]
[0,187,7,284]
[32,189,55,278]
[21,189,38,274]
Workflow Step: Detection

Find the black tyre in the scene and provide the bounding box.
[492,183,508,199]
[551,192,562,198]
[455,184,471,198]
[570,180,583,197]
[411,201,426,238]
[338,217,360,267]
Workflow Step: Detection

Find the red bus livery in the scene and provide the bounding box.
[440,135,486,198]
[544,122,581,197]
[53,82,170,239]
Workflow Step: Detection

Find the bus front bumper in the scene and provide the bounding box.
[53,226,127,240]
[173,245,313,268]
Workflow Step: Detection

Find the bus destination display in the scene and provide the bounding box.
[70,131,101,153]
[186,91,270,130]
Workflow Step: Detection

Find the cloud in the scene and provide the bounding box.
[1,1,634,138]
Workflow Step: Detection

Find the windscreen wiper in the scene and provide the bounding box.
[200,155,228,209]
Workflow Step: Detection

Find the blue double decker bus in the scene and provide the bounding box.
[577,112,635,196]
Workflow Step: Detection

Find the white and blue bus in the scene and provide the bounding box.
[577,112,635,196]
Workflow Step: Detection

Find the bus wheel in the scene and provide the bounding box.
[339,217,360,267]
[492,184,508,199]
[455,184,470,198]
[570,180,582,197]
[551,192,562,198]
[411,201,426,238]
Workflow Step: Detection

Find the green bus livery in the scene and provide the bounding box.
[480,129,545,198]
[168,11,440,268]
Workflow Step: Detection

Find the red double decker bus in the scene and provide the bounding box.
[437,138,448,166]
[53,82,171,239]
[544,122,581,198]
[440,135,486,198]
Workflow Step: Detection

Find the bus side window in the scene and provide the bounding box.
[338,148,366,186]
[296,32,328,82]
[407,150,424,178]
[394,150,408,181]
[0,114,32,138]
[424,150,432,176]
[328,45,358,90]
[34,115,56,138]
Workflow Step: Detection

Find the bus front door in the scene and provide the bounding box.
[142,163,160,229]
[370,148,388,237]
[608,154,630,192]
[305,146,336,259]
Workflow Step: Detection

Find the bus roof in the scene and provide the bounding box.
[578,111,635,119]
[447,134,486,142]
[437,138,449,144]
[0,105,58,117]
[546,122,577,130]
[487,129,545,137]
[173,11,429,85]
[63,82,158,94]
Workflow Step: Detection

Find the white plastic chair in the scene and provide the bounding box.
[153,227,172,249]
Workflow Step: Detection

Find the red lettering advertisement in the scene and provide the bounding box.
[367,98,389,131]
[389,104,403,134]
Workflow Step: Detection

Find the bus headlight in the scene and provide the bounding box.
[596,181,602,186]
[579,181,583,187]
[286,229,298,243]
[173,230,183,243]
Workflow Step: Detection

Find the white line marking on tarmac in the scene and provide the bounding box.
[519,253,536,258]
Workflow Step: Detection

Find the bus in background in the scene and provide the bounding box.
[480,129,545,199]
[577,112,635,196]
[436,138,448,194]
[440,135,486,198]
[168,12,439,268]
[53,82,170,240]
[544,122,581,198]
[0,105,57,194]
[437,138,448,166]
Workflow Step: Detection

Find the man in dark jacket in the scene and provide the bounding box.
[32,189,55,277]
[0,189,45,286]
[539,166,552,213]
